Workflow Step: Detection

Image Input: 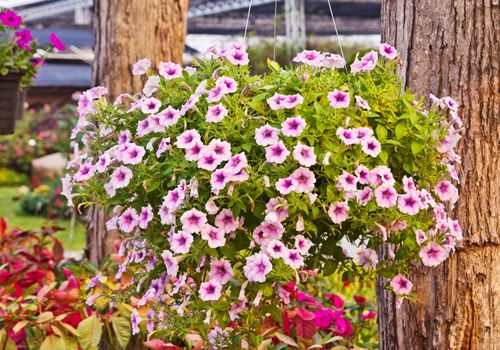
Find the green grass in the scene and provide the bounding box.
[0,186,86,251]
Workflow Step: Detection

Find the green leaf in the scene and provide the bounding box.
[77,315,102,350]
[40,335,66,350]
[112,316,131,349]
[274,333,299,348]
[322,260,338,277]
[395,123,407,139]
[267,58,281,73]
[379,150,389,164]
[411,141,425,155]
[375,124,387,142]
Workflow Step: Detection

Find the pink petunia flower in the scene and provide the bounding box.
[293,50,325,67]
[118,208,139,233]
[361,137,382,157]
[265,141,290,164]
[206,104,228,123]
[156,137,171,158]
[225,48,249,65]
[158,61,183,80]
[293,142,317,167]
[356,187,373,206]
[264,239,288,259]
[139,205,154,229]
[143,75,160,96]
[295,235,312,254]
[281,116,306,137]
[374,183,398,208]
[74,163,96,182]
[259,220,284,240]
[132,58,151,75]
[121,143,146,165]
[50,33,65,51]
[137,117,152,137]
[201,224,226,248]
[328,89,350,109]
[243,253,272,282]
[255,124,280,146]
[267,93,288,110]
[354,127,374,142]
[215,76,238,93]
[355,248,378,269]
[224,152,248,175]
[419,241,448,267]
[208,259,233,285]
[434,180,459,203]
[181,94,201,115]
[141,97,162,115]
[199,281,223,301]
[322,53,346,68]
[355,165,371,184]
[184,140,204,161]
[0,10,22,28]
[158,106,181,127]
[207,85,226,103]
[336,127,357,145]
[415,229,427,245]
[275,177,298,195]
[379,43,398,60]
[207,139,232,161]
[443,96,459,112]
[215,208,240,233]
[197,148,223,171]
[180,208,207,233]
[350,51,378,73]
[284,249,304,269]
[174,129,201,149]
[210,169,232,194]
[337,171,358,192]
[355,96,371,110]
[283,94,304,109]
[265,197,289,222]
[170,231,194,254]
[360,311,377,320]
[161,250,178,277]
[328,201,349,224]
[291,167,316,193]
[398,191,422,215]
[390,274,413,295]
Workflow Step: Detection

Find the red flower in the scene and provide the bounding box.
[353,295,367,304]
[360,310,377,319]
[325,293,345,309]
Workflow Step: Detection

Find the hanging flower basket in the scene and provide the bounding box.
[65,43,463,346]
[0,71,24,134]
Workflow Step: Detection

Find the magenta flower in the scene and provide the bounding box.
[415,229,427,245]
[419,241,448,266]
[118,208,139,233]
[208,259,233,285]
[141,97,161,115]
[355,165,371,184]
[197,148,222,171]
[210,169,231,194]
[208,139,231,161]
[374,183,398,208]
[225,48,249,65]
[294,235,312,254]
[158,106,181,127]
[293,50,325,67]
[15,29,32,50]
[434,180,459,203]
[390,274,413,295]
[0,10,22,28]
[255,124,280,146]
[206,104,228,123]
[266,93,288,110]
[201,224,226,248]
[170,231,194,254]
[265,141,290,164]
[336,127,357,145]
[174,129,201,149]
[328,201,349,224]
[180,208,207,233]
[337,171,358,192]
[284,249,304,269]
[158,61,182,80]
[132,58,151,75]
[281,116,306,137]
[215,208,239,233]
[199,281,223,301]
[49,32,65,51]
[243,253,272,283]
[292,142,317,167]
[109,166,132,190]
[379,43,398,60]
[184,140,203,161]
[264,239,288,259]
[361,137,382,157]
[360,311,377,320]
[224,152,248,175]
[74,163,95,182]
[328,89,350,109]
[398,191,422,215]
[139,205,154,229]
[275,177,298,195]
[291,167,316,193]
[215,76,238,93]
[161,250,178,277]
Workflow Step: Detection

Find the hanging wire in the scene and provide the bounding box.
[243,0,254,41]
[326,0,348,73]
[273,0,279,60]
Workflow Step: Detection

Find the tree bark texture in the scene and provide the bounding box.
[87,0,189,265]
[378,1,499,349]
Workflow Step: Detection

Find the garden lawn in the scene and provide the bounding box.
[0,186,86,251]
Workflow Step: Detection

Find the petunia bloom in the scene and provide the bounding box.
[293,142,317,167]
[328,201,349,224]
[255,124,280,146]
[419,241,448,267]
[180,208,207,233]
[132,58,151,75]
[265,141,290,164]
[243,253,272,283]
[50,33,66,51]
[158,61,183,80]
[379,43,398,60]
[170,231,194,254]
[390,274,413,295]
[199,281,223,301]
[281,116,306,137]
[208,259,233,285]
[328,89,350,109]
[201,224,226,248]
[206,104,228,123]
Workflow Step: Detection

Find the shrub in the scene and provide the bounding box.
[65,43,462,347]
[0,167,28,186]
